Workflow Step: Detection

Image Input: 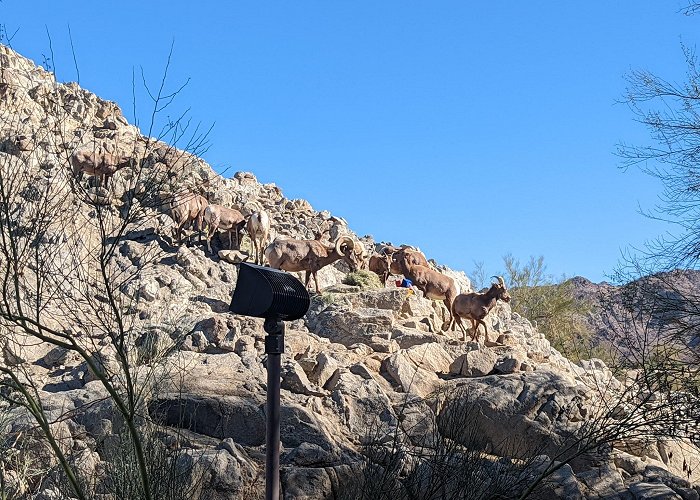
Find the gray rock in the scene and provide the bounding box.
[615,451,647,475]
[629,482,683,499]
[193,315,233,349]
[180,448,258,500]
[328,370,396,445]
[282,464,356,500]
[149,394,266,446]
[139,279,160,301]
[218,249,250,264]
[279,404,342,451]
[310,352,340,388]
[494,347,528,374]
[2,340,27,365]
[40,346,74,367]
[384,343,451,397]
[575,463,626,497]
[450,348,498,377]
[391,326,442,349]
[217,438,257,471]
[308,303,395,348]
[84,349,121,383]
[400,318,431,332]
[281,359,326,396]
[396,396,437,448]
[283,442,337,466]
[349,363,374,381]
[283,467,333,500]
[440,370,589,459]
[542,463,586,499]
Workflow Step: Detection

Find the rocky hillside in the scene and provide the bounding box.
[568,272,700,353]
[1,44,699,500]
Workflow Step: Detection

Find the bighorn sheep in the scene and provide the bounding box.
[403,261,459,332]
[368,252,393,285]
[70,148,133,189]
[451,276,511,343]
[264,235,362,293]
[368,244,429,285]
[203,204,247,254]
[246,210,271,265]
[391,246,429,276]
[168,192,209,245]
[357,243,369,270]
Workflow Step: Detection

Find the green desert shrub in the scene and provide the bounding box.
[342,270,382,290]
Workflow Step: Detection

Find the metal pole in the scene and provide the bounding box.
[264,319,284,500]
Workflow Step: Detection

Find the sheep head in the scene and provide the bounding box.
[354,239,368,269]
[490,275,511,302]
[334,236,361,271]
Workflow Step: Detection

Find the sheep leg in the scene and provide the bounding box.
[440,299,453,332]
[205,211,219,254]
[469,319,479,342]
[313,271,321,294]
[176,219,188,245]
[454,316,468,341]
[206,223,216,254]
[196,212,205,244]
[477,320,489,344]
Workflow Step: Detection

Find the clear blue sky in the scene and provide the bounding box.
[2,1,695,283]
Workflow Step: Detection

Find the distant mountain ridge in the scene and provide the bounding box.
[564,270,700,352]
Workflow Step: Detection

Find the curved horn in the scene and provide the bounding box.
[491,275,506,287]
[379,244,399,255]
[334,236,354,256]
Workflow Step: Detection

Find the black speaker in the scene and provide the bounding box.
[229,263,310,321]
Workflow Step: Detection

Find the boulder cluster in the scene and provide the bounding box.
[0,44,699,499]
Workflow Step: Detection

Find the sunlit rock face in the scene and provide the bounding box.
[1,44,698,499]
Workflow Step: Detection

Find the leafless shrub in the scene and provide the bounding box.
[0,42,215,499]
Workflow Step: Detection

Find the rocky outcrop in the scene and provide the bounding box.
[0,44,698,499]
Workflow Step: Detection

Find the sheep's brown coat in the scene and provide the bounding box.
[451,277,511,343]
[265,236,362,293]
[246,210,271,265]
[204,204,246,254]
[70,148,133,189]
[168,192,209,245]
[403,262,458,332]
